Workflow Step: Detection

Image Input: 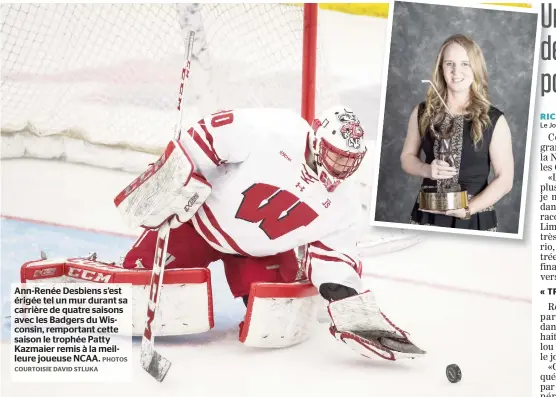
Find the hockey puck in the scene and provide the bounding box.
[446,364,462,383]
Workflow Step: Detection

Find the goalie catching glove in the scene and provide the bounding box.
[114,140,212,229]
[322,285,426,361]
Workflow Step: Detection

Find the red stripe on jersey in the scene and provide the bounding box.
[312,241,332,251]
[343,253,362,276]
[187,127,221,166]
[344,253,356,264]
[310,252,359,273]
[193,213,224,250]
[202,204,250,257]
[199,120,223,164]
[311,241,358,269]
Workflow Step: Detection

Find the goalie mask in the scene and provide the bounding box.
[309,106,367,192]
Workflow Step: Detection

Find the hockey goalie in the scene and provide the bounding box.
[21,106,425,361]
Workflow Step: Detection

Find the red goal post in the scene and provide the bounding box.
[302,3,318,125]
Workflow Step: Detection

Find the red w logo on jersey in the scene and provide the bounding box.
[235,183,319,240]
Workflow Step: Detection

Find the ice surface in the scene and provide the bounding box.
[1,160,532,397]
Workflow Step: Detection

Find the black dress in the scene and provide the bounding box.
[409,102,504,231]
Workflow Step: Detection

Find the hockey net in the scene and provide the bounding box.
[1,4,340,169]
[1,3,420,256]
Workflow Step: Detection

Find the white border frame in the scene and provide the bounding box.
[369,0,541,240]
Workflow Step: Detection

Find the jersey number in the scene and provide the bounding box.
[235,183,318,240]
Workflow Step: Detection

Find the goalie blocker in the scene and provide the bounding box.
[20,257,320,347]
[113,139,212,230]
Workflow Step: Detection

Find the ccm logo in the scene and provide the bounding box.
[67,267,112,283]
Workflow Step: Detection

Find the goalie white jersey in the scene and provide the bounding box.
[179,108,363,281]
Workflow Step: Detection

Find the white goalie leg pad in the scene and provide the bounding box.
[114,139,212,229]
[240,282,320,348]
[21,257,214,336]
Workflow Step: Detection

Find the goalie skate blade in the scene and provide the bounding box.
[142,350,172,382]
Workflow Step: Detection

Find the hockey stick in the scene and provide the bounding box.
[140,30,196,383]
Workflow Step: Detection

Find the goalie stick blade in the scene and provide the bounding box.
[141,347,172,382]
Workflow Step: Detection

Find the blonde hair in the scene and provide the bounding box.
[419,34,492,148]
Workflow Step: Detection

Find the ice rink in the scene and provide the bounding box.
[1,157,532,397]
[1,5,532,397]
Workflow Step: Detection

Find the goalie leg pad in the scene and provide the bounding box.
[239,281,319,348]
[21,257,215,336]
[327,290,426,360]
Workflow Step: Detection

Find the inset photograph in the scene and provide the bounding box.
[371,1,540,238]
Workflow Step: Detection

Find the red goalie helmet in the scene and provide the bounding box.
[309,106,367,192]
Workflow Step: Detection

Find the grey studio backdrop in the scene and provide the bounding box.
[373,1,538,234]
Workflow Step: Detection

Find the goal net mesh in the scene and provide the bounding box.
[1,3,339,171]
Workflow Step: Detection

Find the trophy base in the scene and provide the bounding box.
[419,187,468,211]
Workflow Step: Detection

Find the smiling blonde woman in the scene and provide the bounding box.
[400,34,514,231]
